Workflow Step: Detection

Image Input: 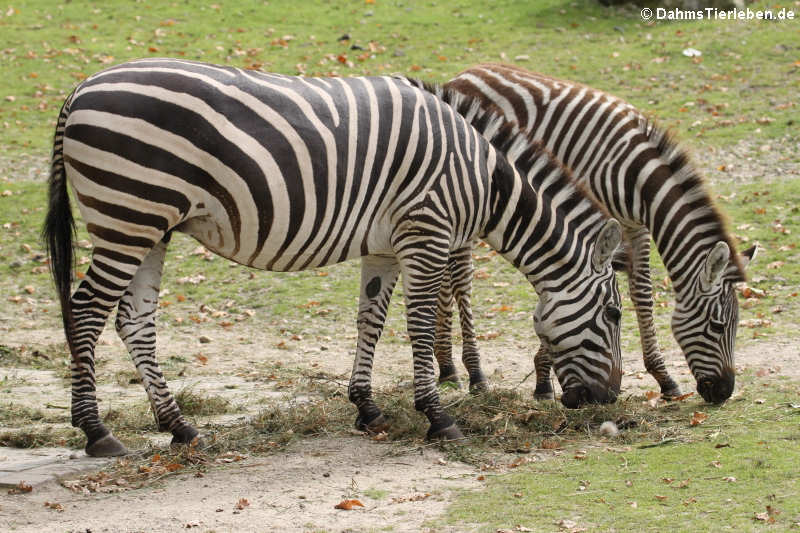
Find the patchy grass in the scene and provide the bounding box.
[444,374,800,531]
[0,0,795,158]
[174,385,238,417]
[52,371,799,501]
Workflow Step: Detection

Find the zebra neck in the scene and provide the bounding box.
[482,167,593,294]
[628,154,742,296]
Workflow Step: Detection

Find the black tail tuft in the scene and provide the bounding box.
[42,97,76,357]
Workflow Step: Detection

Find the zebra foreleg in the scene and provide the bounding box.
[625,226,682,398]
[114,238,200,447]
[533,344,555,400]
[449,244,487,392]
[350,255,400,433]
[69,253,147,457]
[397,241,464,441]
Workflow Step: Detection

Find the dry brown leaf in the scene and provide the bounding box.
[7,481,33,494]
[690,411,708,426]
[672,392,695,401]
[335,499,364,510]
[234,498,249,510]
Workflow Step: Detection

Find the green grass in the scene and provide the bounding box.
[444,375,800,531]
[0,0,796,158]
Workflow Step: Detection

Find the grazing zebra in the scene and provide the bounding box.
[350,90,625,429]
[43,59,623,456]
[427,63,755,404]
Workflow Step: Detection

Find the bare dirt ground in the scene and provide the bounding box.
[1,317,798,532]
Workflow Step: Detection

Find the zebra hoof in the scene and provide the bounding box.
[426,423,464,441]
[533,388,555,401]
[171,426,203,449]
[355,413,390,434]
[85,433,130,457]
[660,379,682,400]
[468,380,489,394]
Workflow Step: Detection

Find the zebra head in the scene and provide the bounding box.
[671,242,757,404]
[534,218,624,409]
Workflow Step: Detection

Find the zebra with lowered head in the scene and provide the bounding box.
[429,63,755,404]
[43,59,623,456]
[350,86,626,430]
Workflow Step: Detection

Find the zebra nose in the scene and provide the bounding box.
[560,386,591,409]
[697,368,735,404]
[561,384,617,409]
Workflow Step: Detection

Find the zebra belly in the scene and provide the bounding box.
[176,211,397,272]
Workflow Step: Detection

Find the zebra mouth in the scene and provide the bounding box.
[696,368,735,404]
[560,384,618,409]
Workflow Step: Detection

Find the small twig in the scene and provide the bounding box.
[517,369,536,386]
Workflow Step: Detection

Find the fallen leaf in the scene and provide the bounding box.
[44,501,64,511]
[654,495,667,501]
[7,481,33,494]
[723,476,736,482]
[335,499,364,510]
[672,392,695,401]
[690,412,708,426]
[234,498,249,510]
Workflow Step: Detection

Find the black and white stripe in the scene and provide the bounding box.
[433,63,755,403]
[43,59,623,456]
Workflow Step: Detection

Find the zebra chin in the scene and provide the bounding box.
[560,383,619,409]
[696,367,735,404]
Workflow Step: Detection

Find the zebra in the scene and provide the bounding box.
[42,59,623,456]
[424,63,756,404]
[350,88,626,430]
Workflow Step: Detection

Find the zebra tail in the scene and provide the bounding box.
[42,95,77,357]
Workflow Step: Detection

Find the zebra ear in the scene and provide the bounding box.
[592,219,622,272]
[739,244,757,270]
[701,241,730,289]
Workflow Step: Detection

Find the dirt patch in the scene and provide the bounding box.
[1,436,483,533]
[0,320,797,532]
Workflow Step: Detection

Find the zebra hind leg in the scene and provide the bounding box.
[450,244,487,392]
[433,264,460,387]
[533,344,555,400]
[624,227,682,398]
[350,256,400,433]
[114,237,200,447]
[69,249,154,457]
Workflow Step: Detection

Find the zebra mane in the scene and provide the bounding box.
[402,76,614,230]
[638,117,745,281]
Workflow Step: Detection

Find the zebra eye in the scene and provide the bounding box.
[709,319,725,334]
[604,304,621,322]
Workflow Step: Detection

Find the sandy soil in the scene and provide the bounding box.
[1,319,797,533]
